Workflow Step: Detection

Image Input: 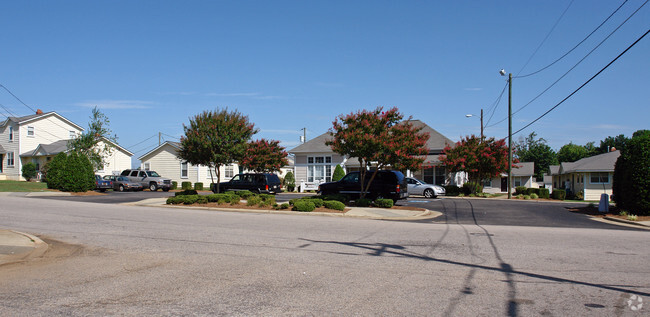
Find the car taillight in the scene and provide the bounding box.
[396,185,401,193]
[265,185,269,191]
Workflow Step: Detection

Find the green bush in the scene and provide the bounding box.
[196,195,208,204]
[539,188,550,199]
[236,190,254,199]
[21,162,38,181]
[356,198,372,207]
[374,198,394,208]
[528,188,540,196]
[259,194,276,205]
[515,186,528,195]
[45,153,67,189]
[58,152,95,192]
[166,196,184,204]
[575,190,584,200]
[319,194,349,204]
[307,198,323,208]
[613,130,650,215]
[171,181,178,190]
[444,185,460,196]
[247,196,262,206]
[182,195,199,205]
[292,200,315,212]
[530,193,539,199]
[552,189,566,200]
[175,189,198,196]
[181,182,193,190]
[229,195,241,205]
[323,200,346,211]
[207,193,232,204]
[284,171,295,192]
[332,165,346,181]
[523,195,531,200]
[462,182,483,195]
[194,182,204,191]
[279,203,290,210]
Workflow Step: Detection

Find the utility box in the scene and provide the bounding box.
[598,193,610,213]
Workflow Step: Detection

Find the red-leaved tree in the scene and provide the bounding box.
[240,139,289,173]
[326,107,429,199]
[178,109,257,193]
[439,135,517,186]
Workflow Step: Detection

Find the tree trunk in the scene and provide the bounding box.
[214,166,221,193]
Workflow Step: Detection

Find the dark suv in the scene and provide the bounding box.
[317,170,408,201]
[212,173,283,194]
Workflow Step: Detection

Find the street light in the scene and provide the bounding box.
[501,69,513,199]
[465,109,483,141]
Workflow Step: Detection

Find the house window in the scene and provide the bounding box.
[9,126,13,141]
[423,167,434,184]
[143,162,150,170]
[482,178,492,188]
[181,162,188,178]
[7,152,14,166]
[27,126,34,137]
[225,165,234,178]
[69,131,76,139]
[435,166,446,185]
[423,166,445,185]
[514,177,522,187]
[307,156,332,183]
[590,172,609,184]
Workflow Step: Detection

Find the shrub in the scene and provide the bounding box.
[462,182,483,195]
[260,194,276,205]
[613,130,650,215]
[530,193,539,199]
[206,194,220,202]
[332,165,345,181]
[166,197,183,204]
[292,200,315,212]
[458,193,465,197]
[181,182,193,190]
[175,189,198,196]
[528,188,540,196]
[356,198,372,207]
[307,198,323,208]
[279,203,290,209]
[515,186,528,195]
[247,196,263,206]
[552,189,566,200]
[619,210,628,216]
[628,214,638,221]
[284,171,295,192]
[182,195,199,205]
[374,198,393,208]
[324,200,346,211]
[171,181,178,190]
[517,194,524,199]
[575,190,584,200]
[538,188,550,199]
[236,190,254,199]
[196,196,208,204]
[58,152,95,192]
[194,182,204,191]
[22,162,38,181]
[320,194,349,204]
[229,195,241,205]
[444,185,461,196]
[44,153,67,189]
[523,195,531,200]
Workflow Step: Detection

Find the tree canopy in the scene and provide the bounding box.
[440,135,515,185]
[515,132,558,180]
[326,107,429,198]
[240,139,288,173]
[557,142,593,163]
[178,109,257,192]
[613,130,650,215]
[67,106,117,171]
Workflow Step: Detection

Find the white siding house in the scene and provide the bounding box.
[482,162,536,194]
[553,150,620,201]
[138,141,240,186]
[0,110,132,180]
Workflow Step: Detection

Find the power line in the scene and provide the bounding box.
[0,84,36,113]
[484,82,508,128]
[516,0,629,78]
[516,0,575,76]
[488,0,648,128]
[509,28,650,138]
[125,134,157,149]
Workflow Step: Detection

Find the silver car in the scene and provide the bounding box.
[406,177,445,198]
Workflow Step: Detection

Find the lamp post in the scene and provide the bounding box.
[465,109,484,141]
[500,69,513,199]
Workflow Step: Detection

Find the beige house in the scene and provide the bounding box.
[482,162,536,194]
[288,120,455,190]
[552,150,620,200]
[0,110,131,180]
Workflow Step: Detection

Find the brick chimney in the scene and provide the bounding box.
[36,109,43,115]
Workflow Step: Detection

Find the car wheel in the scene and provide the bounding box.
[119,185,125,192]
[163,188,169,192]
[423,189,435,198]
[149,183,158,191]
[99,188,106,192]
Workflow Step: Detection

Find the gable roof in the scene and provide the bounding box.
[549,165,560,176]
[1,111,84,131]
[512,162,534,176]
[138,141,181,160]
[20,137,133,157]
[289,119,454,154]
[560,150,620,174]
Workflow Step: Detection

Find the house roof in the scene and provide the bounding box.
[138,141,181,160]
[560,150,620,174]
[0,144,6,154]
[0,111,84,131]
[512,162,534,176]
[20,137,133,157]
[549,165,560,176]
[288,119,454,154]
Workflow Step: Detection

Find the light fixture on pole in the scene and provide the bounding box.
[500,69,512,199]
[465,109,484,141]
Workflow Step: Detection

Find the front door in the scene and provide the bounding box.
[0,154,3,173]
[501,177,507,192]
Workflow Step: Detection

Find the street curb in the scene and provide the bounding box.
[603,216,650,228]
[127,198,442,221]
[0,231,48,266]
[444,196,604,204]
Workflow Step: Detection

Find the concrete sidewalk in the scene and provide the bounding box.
[0,230,48,266]
[128,198,442,221]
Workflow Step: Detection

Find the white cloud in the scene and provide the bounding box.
[76,100,154,109]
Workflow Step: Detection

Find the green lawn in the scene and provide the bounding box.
[0,180,50,192]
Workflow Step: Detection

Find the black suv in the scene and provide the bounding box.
[317,170,408,201]
[212,173,283,194]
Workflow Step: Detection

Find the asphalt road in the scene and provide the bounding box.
[0,196,648,316]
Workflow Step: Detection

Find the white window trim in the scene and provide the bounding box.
[27,126,35,137]
[307,155,333,183]
[180,161,189,179]
[8,126,13,142]
[589,172,610,184]
[7,152,15,167]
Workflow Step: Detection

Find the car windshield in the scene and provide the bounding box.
[414,178,427,184]
[146,171,161,177]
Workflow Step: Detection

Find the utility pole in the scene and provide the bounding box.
[480,108,484,141]
[300,128,306,143]
[507,73,513,200]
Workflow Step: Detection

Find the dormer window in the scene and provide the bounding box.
[27,126,35,137]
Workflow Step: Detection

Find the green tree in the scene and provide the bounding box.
[332,164,345,181]
[45,152,95,192]
[178,109,257,193]
[326,107,429,199]
[44,153,67,189]
[440,135,515,190]
[557,142,590,163]
[515,132,558,180]
[240,139,288,173]
[21,162,38,181]
[613,130,650,215]
[67,106,117,171]
[284,171,295,192]
[596,134,628,155]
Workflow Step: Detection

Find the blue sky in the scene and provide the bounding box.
[1,1,648,166]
